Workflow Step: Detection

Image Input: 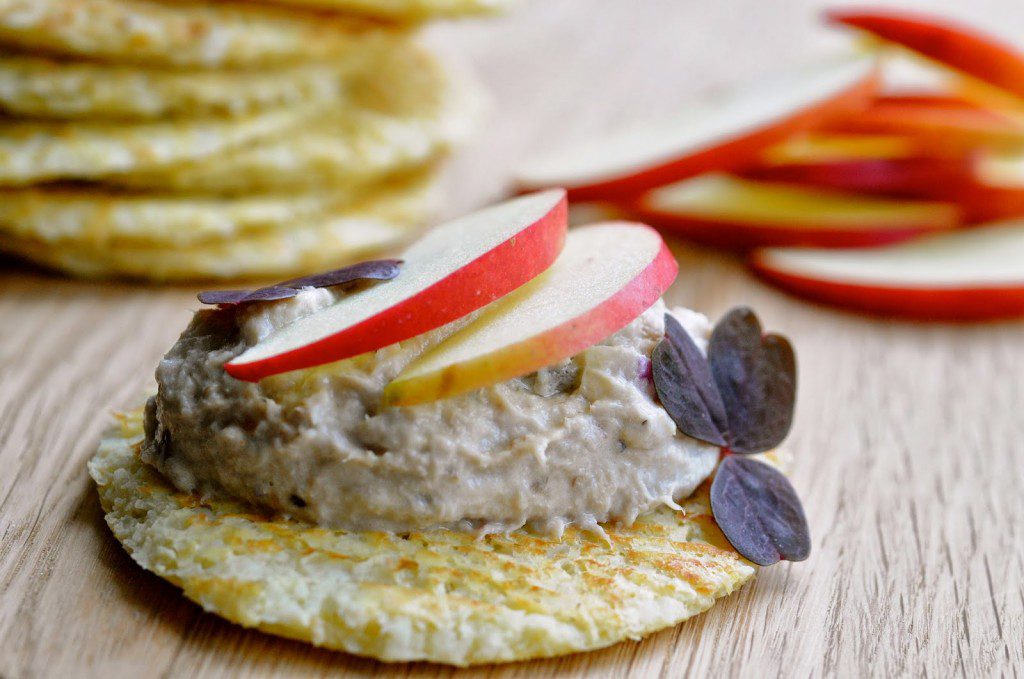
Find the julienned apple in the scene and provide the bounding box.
[227,189,568,382]
[383,222,678,406]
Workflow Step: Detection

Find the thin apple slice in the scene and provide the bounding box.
[743,155,973,196]
[750,132,976,193]
[947,152,1024,222]
[945,165,1024,223]
[978,150,1024,188]
[750,223,1024,320]
[629,174,959,249]
[753,129,974,196]
[515,54,879,200]
[826,93,1024,149]
[226,189,567,381]
[382,222,677,406]
[761,132,930,164]
[945,186,1024,224]
[885,151,1024,222]
[826,9,1024,100]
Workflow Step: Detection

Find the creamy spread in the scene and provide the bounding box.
[142,289,719,535]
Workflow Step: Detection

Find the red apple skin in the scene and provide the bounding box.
[495,232,679,363]
[519,70,880,202]
[741,156,975,196]
[384,228,679,406]
[742,160,1024,223]
[767,144,1024,222]
[225,194,568,382]
[920,185,1024,223]
[627,201,958,250]
[867,156,1024,222]
[825,93,1024,147]
[750,252,1024,320]
[895,187,1024,223]
[826,9,1024,99]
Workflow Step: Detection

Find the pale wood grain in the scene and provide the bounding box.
[2,1,1023,676]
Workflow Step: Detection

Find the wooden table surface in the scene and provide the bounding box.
[2,1,1023,676]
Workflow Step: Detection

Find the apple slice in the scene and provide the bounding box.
[382,222,677,406]
[826,93,1024,149]
[750,124,987,195]
[743,155,973,196]
[882,151,1024,222]
[943,162,1024,223]
[515,54,879,200]
[226,189,567,381]
[761,132,930,164]
[826,9,1024,100]
[978,150,1024,188]
[629,174,959,249]
[750,223,1024,320]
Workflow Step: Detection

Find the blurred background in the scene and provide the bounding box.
[1,1,1021,676]
[430,0,1024,213]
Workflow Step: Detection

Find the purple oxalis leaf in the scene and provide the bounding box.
[197,286,297,305]
[279,259,402,289]
[197,259,403,307]
[707,307,796,454]
[653,307,806,566]
[652,314,729,447]
[710,455,810,565]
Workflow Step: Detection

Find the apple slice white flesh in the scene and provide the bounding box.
[226,189,567,381]
[750,222,1024,319]
[761,133,928,164]
[630,174,959,249]
[515,54,879,200]
[976,151,1024,188]
[382,222,678,406]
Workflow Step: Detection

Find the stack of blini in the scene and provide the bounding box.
[0,0,497,281]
